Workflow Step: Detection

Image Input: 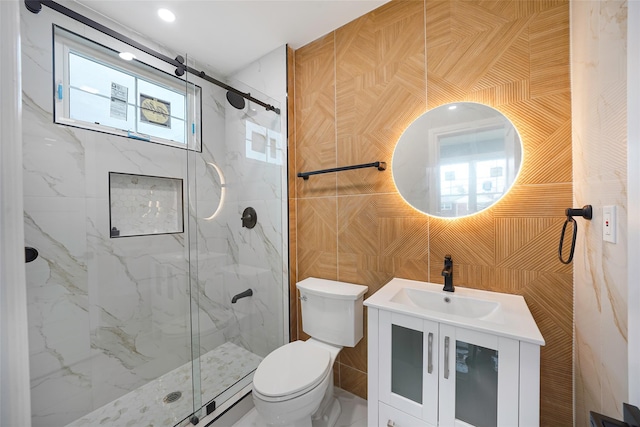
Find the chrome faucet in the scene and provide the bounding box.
[441,255,454,292]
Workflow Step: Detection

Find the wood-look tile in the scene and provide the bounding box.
[495,217,571,273]
[514,0,568,18]
[429,262,497,290]
[336,194,429,286]
[292,1,573,423]
[296,198,339,281]
[337,253,393,293]
[339,332,368,373]
[338,195,382,256]
[429,16,533,93]
[450,1,511,40]
[472,29,529,91]
[500,93,572,145]
[297,248,337,282]
[475,0,519,21]
[378,216,430,260]
[492,183,572,218]
[297,198,337,253]
[523,272,573,337]
[529,5,570,98]
[295,34,336,198]
[288,47,297,198]
[425,0,451,49]
[492,79,530,106]
[524,272,574,427]
[393,258,430,283]
[495,217,554,260]
[294,34,335,93]
[517,119,572,185]
[426,73,468,109]
[338,363,367,400]
[492,268,542,293]
[335,0,425,196]
[430,211,495,266]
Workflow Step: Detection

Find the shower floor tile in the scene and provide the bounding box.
[67,342,262,427]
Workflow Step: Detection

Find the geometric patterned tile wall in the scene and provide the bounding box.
[292,1,572,424]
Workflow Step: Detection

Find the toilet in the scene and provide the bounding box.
[252,277,368,427]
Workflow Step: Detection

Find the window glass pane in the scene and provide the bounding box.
[135,79,186,143]
[69,53,136,130]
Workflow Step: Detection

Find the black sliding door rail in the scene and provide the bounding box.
[297,161,387,180]
[24,0,281,115]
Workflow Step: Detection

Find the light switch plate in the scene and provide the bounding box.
[603,205,617,243]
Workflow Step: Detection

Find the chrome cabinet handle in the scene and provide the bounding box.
[387,420,395,427]
[428,332,433,374]
[444,336,450,379]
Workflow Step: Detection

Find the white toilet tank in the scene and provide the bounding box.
[296,277,368,347]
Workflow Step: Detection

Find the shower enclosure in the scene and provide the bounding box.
[21,5,287,426]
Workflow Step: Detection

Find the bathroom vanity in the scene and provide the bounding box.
[364,278,544,427]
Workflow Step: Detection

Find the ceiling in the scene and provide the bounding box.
[74,0,390,77]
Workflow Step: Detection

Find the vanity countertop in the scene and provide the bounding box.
[364,277,545,345]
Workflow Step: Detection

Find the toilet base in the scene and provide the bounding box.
[255,389,343,427]
[311,396,340,427]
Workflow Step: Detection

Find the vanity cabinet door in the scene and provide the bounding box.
[438,324,519,427]
[379,310,439,426]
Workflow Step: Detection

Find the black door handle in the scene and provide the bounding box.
[25,247,39,263]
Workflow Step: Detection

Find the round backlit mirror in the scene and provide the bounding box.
[392,102,522,218]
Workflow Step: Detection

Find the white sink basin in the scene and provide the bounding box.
[390,287,500,319]
[364,278,545,345]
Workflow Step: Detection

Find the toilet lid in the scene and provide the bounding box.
[253,341,331,398]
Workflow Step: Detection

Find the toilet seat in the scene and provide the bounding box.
[253,341,331,401]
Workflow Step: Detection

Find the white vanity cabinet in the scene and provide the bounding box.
[365,278,544,427]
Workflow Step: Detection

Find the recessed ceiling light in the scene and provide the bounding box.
[157,8,175,22]
[119,52,136,61]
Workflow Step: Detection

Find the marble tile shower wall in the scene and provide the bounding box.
[21,5,285,427]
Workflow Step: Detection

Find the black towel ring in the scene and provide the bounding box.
[558,205,592,265]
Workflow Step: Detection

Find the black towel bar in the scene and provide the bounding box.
[297,161,386,180]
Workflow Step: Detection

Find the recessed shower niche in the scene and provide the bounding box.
[109,172,184,237]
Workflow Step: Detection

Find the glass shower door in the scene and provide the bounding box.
[185,64,286,418]
[23,23,200,425]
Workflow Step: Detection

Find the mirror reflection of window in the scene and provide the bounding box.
[437,127,508,216]
[440,163,469,216]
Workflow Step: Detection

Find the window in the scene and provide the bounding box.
[53,25,201,151]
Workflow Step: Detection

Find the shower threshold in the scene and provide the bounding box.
[67,342,263,427]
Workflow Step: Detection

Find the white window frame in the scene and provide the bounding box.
[53,25,202,151]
